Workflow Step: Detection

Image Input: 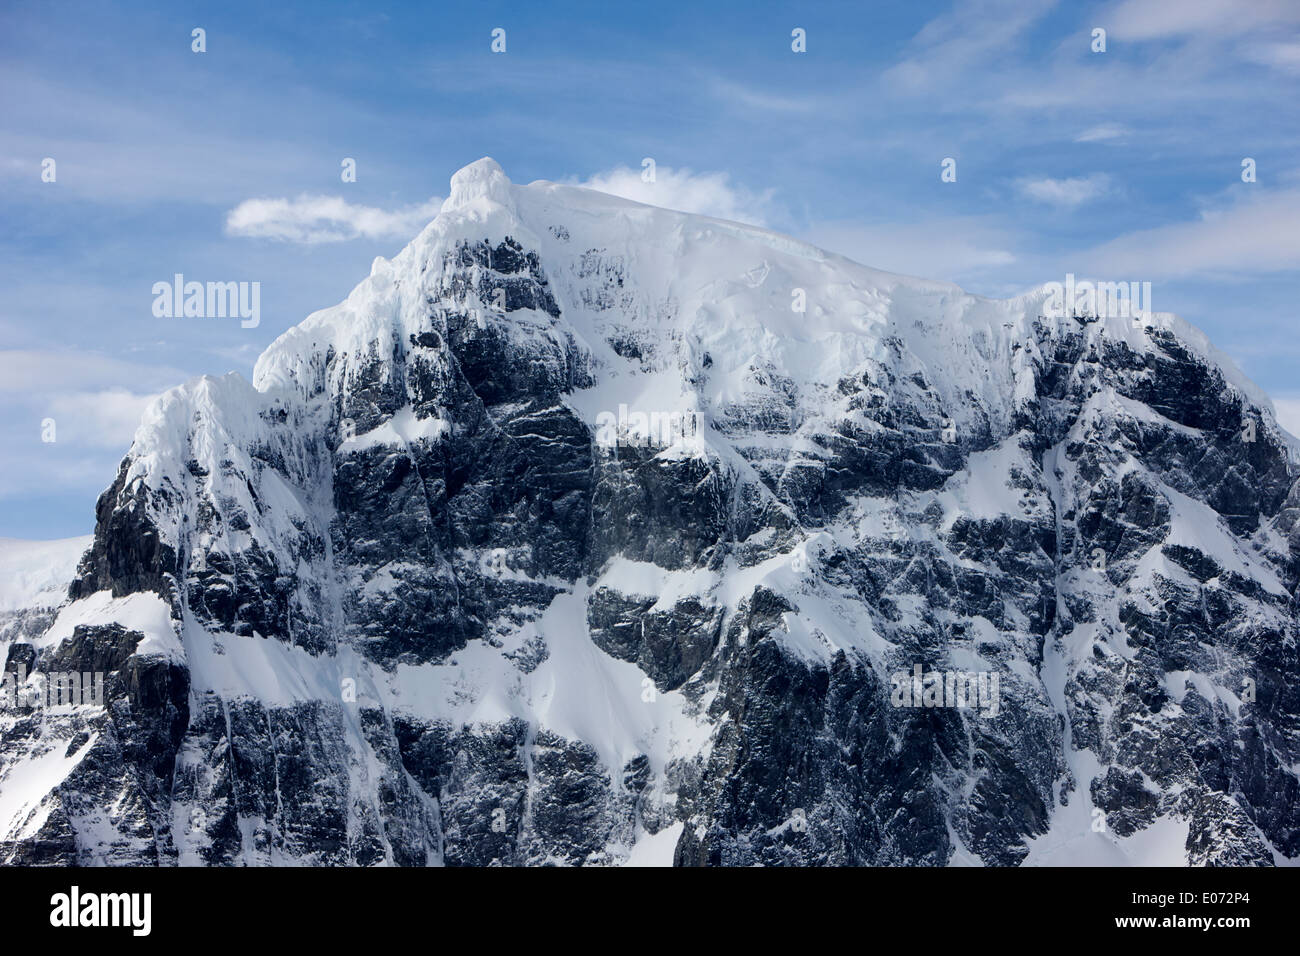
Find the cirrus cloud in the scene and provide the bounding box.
[1106,0,1300,40]
[1083,187,1300,277]
[573,165,775,226]
[225,194,443,243]
[1018,174,1112,206]
[1075,123,1130,143]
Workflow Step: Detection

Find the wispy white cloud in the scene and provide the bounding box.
[1243,40,1300,75]
[1083,187,1300,277]
[708,77,823,113]
[1018,173,1112,206]
[225,195,443,244]
[883,0,1057,93]
[0,349,183,394]
[0,350,181,501]
[574,166,775,226]
[802,218,1017,283]
[1106,0,1300,40]
[44,389,157,449]
[1271,396,1300,437]
[1075,123,1130,143]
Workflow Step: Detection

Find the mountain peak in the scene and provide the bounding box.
[442,156,514,214]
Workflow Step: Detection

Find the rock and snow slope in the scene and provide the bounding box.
[2,158,1298,865]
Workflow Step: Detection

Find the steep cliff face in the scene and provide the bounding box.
[2,158,1297,866]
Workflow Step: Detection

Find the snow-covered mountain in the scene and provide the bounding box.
[2,157,1297,865]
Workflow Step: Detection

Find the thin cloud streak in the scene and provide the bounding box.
[225,195,444,244]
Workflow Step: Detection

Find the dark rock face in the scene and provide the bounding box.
[69,461,178,603]
[2,167,1296,866]
[329,239,593,668]
[587,589,723,691]
[1,624,188,864]
[392,716,627,866]
[590,449,731,570]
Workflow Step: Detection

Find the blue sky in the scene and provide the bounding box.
[2,0,1299,537]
